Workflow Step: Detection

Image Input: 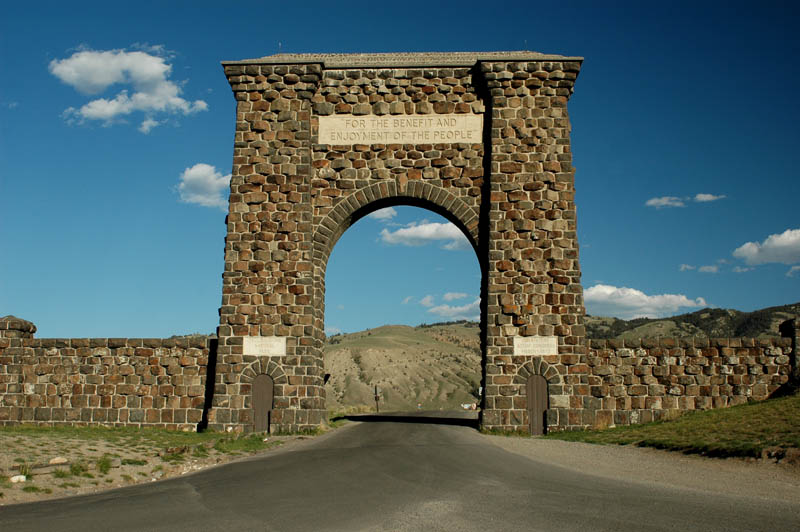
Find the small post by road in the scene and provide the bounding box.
[374,385,380,413]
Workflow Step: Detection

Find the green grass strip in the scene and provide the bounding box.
[545,391,800,457]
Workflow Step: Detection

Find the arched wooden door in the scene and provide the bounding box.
[252,374,274,433]
[527,375,548,435]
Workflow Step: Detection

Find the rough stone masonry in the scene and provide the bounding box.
[0,52,795,434]
[0,316,210,430]
[209,51,796,433]
[209,51,589,433]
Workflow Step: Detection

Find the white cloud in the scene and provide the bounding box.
[694,193,726,202]
[428,298,481,321]
[645,196,685,208]
[420,295,435,307]
[401,296,413,304]
[367,207,397,221]
[325,325,342,335]
[49,47,207,132]
[177,163,230,210]
[584,284,707,320]
[139,117,160,133]
[733,266,753,273]
[442,238,471,251]
[681,263,721,273]
[787,266,800,278]
[443,292,468,302]
[646,193,726,208]
[380,221,469,250]
[732,228,800,265]
[4,101,19,109]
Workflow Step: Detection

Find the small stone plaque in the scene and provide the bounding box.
[514,336,558,357]
[318,114,482,146]
[243,336,286,357]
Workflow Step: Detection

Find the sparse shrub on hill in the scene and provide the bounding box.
[585,302,799,339]
[417,320,477,329]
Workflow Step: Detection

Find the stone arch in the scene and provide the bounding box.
[240,358,288,386]
[310,179,486,427]
[514,358,562,386]
[213,52,586,434]
[312,180,480,270]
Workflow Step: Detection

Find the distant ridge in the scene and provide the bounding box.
[326,301,799,342]
[319,302,797,412]
[585,302,800,340]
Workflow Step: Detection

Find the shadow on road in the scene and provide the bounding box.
[334,410,480,429]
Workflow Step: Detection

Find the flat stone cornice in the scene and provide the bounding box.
[221,51,583,68]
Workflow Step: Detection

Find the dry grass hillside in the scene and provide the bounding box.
[322,302,798,413]
[585,302,799,340]
[324,322,481,413]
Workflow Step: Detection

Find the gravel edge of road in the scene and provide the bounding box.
[483,434,800,504]
[0,425,353,508]
[6,420,798,509]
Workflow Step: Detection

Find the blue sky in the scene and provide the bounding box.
[1,1,798,337]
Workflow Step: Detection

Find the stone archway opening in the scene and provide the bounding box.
[321,202,485,418]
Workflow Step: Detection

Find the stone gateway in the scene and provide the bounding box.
[210,51,588,433]
[0,52,795,435]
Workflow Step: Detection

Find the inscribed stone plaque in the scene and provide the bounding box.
[243,336,286,357]
[318,114,483,145]
[514,336,558,357]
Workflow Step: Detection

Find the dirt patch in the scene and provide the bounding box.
[0,425,325,506]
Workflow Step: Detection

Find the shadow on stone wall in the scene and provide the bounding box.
[198,337,218,432]
[771,318,799,398]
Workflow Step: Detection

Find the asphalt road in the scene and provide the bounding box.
[1,412,797,531]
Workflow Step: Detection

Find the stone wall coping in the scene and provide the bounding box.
[0,315,36,333]
[588,337,792,349]
[2,336,215,349]
[222,51,584,68]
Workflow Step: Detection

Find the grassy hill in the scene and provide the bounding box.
[322,303,798,413]
[324,322,481,413]
[546,388,800,457]
[585,302,800,340]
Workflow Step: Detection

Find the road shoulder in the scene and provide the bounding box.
[483,434,800,503]
[0,425,350,507]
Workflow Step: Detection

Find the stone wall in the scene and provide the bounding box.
[0,318,211,431]
[0,314,796,433]
[516,336,793,432]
